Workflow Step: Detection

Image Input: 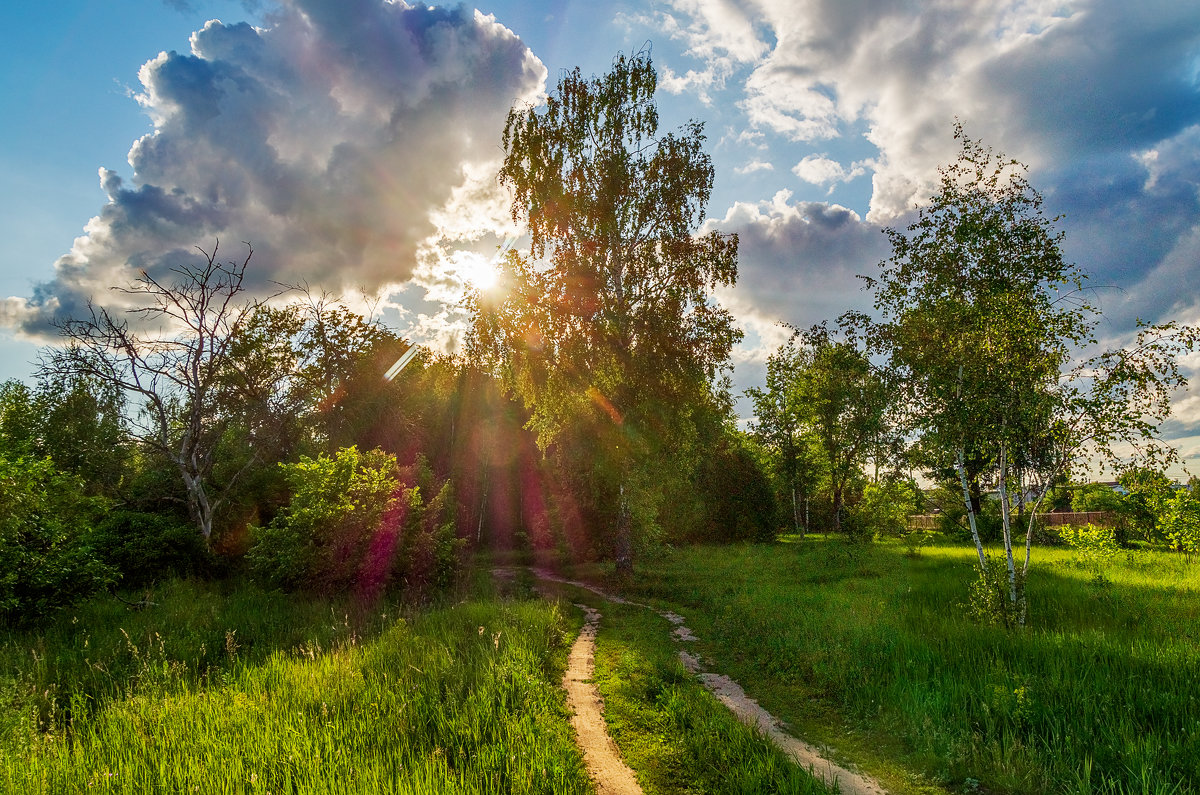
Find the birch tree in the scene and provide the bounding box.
[864,127,1197,625]
[468,51,740,575]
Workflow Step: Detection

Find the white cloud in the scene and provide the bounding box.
[734,159,774,175]
[791,154,869,187]
[654,0,1200,220]
[705,189,887,355]
[3,0,546,342]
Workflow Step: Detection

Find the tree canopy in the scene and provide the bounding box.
[469,51,741,572]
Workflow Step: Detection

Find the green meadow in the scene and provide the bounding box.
[0,578,592,793]
[1,539,1196,794]
[620,537,1200,795]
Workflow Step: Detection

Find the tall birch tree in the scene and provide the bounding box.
[468,52,740,575]
[864,127,1196,625]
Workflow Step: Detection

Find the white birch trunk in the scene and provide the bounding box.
[997,437,1020,620]
[956,447,988,571]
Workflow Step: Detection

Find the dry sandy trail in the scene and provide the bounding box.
[517,567,889,795]
[562,602,645,795]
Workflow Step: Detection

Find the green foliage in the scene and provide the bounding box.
[1061,523,1120,567]
[862,125,1086,614]
[691,432,777,543]
[0,371,128,497]
[249,448,468,598]
[0,381,40,458]
[89,510,212,588]
[402,479,468,597]
[749,323,892,537]
[1117,467,1175,543]
[851,477,922,540]
[747,339,822,535]
[965,554,1024,628]
[248,446,401,592]
[1070,482,1125,514]
[0,456,112,624]
[469,51,740,572]
[1155,484,1200,559]
[861,126,1197,622]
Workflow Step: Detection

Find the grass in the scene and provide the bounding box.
[524,575,837,795]
[618,536,1200,795]
[0,578,592,793]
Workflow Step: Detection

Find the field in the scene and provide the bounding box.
[618,537,1200,795]
[0,538,1195,794]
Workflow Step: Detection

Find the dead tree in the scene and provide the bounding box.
[54,242,263,543]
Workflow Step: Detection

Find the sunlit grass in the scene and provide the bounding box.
[622,537,1200,795]
[0,580,591,793]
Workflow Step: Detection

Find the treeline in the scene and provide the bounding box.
[7,51,1199,631]
[0,265,768,626]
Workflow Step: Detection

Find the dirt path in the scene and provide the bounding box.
[562,602,645,795]
[521,568,888,795]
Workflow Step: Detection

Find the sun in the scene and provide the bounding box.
[457,251,501,290]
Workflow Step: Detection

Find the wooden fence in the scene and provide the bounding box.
[907,511,1112,530]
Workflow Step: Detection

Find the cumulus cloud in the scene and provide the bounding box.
[657,0,1200,421]
[734,159,774,175]
[654,0,1200,220]
[791,154,869,188]
[707,190,889,363]
[4,0,545,339]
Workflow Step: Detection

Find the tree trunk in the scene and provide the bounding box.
[831,486,843,534]
[182,469,215,542]
[614,480,634,578]
[997,437,1020,623]
[791,485,802,538]
[956,447,987,571]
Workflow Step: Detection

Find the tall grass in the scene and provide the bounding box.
[624,538,1200,795]
[0,580,591,793]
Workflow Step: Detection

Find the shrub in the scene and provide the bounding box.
[249,448,468,598]
[965,554,1023,628]
[1062,523,1120,567]
[89,509,212,588]
[693,437,777,543]
[396,478,467,598]
[851,477,922,540]
[248,446,400,592]
[0,456,113,624]
[1156,486,1200,559]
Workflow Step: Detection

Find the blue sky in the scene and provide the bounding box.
[3,0,1200,472]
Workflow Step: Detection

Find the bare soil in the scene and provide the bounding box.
[562,602,645,795]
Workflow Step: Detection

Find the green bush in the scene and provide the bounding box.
[850,477,921,540]
[89,509,212,588]
[1061,522,1120,567]
[1156,485,1200,559]
[248,448,467,598]
[394,478,467,598]
[248,446,401,592]
[693,437,778,543]
[0,456,113,624]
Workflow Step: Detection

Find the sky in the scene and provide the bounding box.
[3,0,1200,475]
